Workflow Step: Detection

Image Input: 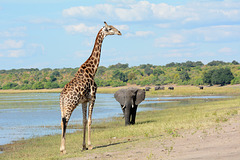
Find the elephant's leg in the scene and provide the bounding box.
[121,105,125,114]
[121,105,125,118]
[124,107,131,126]
[130,105,138,125]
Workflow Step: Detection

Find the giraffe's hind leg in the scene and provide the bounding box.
[87,85,97,150]
[60,117,68,154]
[60,102,74,154]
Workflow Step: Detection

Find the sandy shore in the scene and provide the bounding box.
[68,115,240,160]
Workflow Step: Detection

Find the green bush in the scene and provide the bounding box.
[51,82,59,88]
[0,62,239,90]
[110,80,126,87]
[203,68,234,86]
[2,82,18,89]
[32,82,44,89]
[44,82,52,89]
[59,81,69,88]
[231,76,240,85]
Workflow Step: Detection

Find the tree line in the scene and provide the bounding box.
[0,60,239,90]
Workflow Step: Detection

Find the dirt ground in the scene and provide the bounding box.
[68,115,240,160]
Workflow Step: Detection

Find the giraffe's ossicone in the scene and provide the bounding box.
[60,22,121,154]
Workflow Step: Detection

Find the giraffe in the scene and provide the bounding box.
[60,22,121,154]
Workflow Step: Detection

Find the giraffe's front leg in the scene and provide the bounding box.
[82,102,87,151]
[87,98,95,150]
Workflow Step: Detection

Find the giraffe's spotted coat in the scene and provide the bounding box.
[59,22,121,154]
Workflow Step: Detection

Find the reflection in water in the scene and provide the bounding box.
[0,93,229,145]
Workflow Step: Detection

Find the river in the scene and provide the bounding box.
[0,93,229,145]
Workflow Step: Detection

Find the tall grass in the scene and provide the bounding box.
[1,96,239,160]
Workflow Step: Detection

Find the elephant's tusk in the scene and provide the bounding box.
[132,104,134,108]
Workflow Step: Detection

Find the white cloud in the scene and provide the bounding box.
[63,4,115,20]
[155,24,240,49]
[151,3,189,20]
[64,23,128,36]
[7,49,25,58]
[0,27,26,38]
[155,34,185,47]
[0,40,25,58]
[219,47,232,53]
[29,43,45,55]
[156,23,171,28]
[126,31,153,37]
[62,1,151,21]
[62,1,240,24]
[0,49,25,58]
[0,40,24,50]
[0,40,45,58]
[115,25,129,31]
[190,25,240,42]
[64,23,99,35]
[106,0,136,4]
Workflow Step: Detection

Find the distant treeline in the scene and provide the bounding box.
[0,60,239,90]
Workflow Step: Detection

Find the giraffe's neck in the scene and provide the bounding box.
[77,28,105,78]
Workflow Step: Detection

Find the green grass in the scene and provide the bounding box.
[1,95,239,160]
[146,85,240,97]
[96,85,240,97]
[1,85,240,96]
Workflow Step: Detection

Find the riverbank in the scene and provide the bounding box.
[0,95,239,159]
[69,114,240,160]
[0,84,240,96]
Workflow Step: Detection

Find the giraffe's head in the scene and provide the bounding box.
[102,21,122,36]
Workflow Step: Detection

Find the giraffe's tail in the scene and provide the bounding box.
[60,95,65,118]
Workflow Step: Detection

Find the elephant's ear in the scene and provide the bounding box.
[114,89,126,106]
[135,89,145,105]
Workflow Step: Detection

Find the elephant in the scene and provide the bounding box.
[114,88,145,126]
[155,86,165,90]
[160,86,165,90]
[168,86,174,90]
[154,86,160,90]
[145,87,151,91]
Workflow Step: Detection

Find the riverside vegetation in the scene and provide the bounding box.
[0,60,240,90]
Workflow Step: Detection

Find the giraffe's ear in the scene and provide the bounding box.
[104,21,109,31]
[104,21,108,27]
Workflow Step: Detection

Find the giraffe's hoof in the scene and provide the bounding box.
[82,146,87,151]
[60,149,67,155]
[88,145,93,150]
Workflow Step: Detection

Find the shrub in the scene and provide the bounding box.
[110,80,126,87]
[203,68,234,86]
[2,82,18,89]
[32,82,44,89]
[51,82,59,88]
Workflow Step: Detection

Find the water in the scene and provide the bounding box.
[0,93,229,146]
[0,93,149,145]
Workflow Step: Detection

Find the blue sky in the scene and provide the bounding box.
[0,0,240,69]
